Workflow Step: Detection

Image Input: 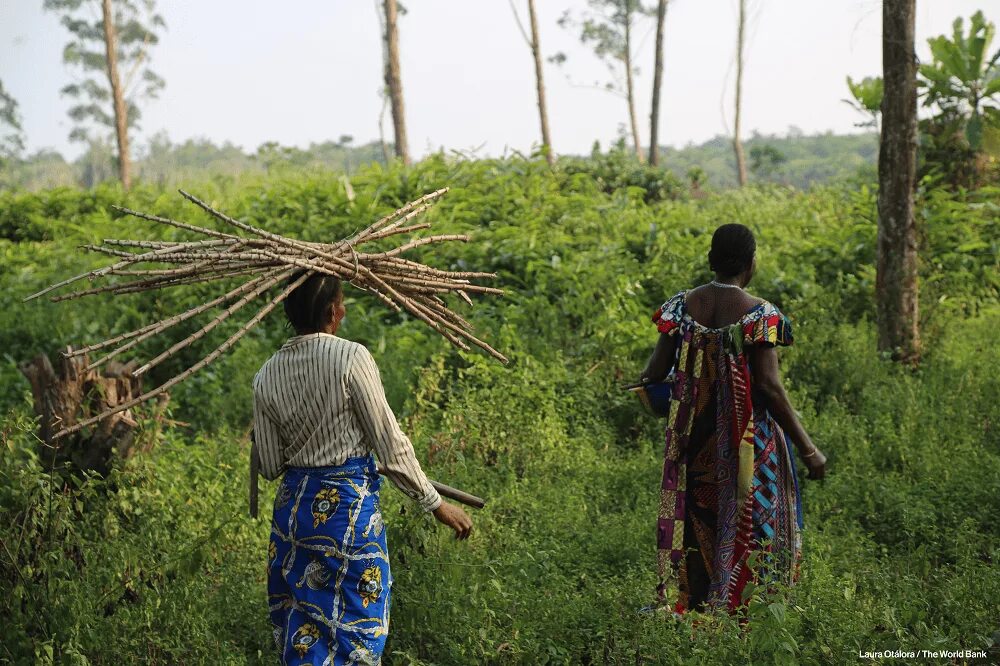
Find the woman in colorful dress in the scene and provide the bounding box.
[251,272,473,665]
[639,223,827,615]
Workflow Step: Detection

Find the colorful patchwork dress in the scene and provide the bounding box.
[651,290,803,613]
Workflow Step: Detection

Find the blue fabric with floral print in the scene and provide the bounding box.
[268,455,390,665]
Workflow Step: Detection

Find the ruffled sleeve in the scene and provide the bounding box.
[742,301,794,347]
[651,291,687,336]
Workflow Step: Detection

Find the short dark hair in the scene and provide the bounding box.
[708,223,756,277]
[283,271,343,332]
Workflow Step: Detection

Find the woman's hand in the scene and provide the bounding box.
[801,447,827,480]
[433,501,473,540]
[751,346,827,481]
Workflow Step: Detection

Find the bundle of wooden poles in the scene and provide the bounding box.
[25,187,506,441]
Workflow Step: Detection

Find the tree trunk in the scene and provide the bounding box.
[19,349,168,475]
[648,0,668,166]
[101,0,131,190]
[382,0,410,166]
[374,0,391,165]
[377,97,391,164]
[624,6,643,162]
[527,0,555,166]
[732,0,748,186]
[877,0,920,364]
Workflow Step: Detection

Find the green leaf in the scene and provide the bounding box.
[968,36,988,78]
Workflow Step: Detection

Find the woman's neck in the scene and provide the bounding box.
[293,327,337,337]
[712,274,747,288]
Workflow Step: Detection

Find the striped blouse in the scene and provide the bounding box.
[252,332,442,512]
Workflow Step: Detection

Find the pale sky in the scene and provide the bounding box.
[1,1,992,160]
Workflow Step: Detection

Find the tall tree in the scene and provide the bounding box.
[381,0,411,165]
[560,0,649,161]
[732,0,748,186]
[100,0,130,189]
[374,0,392,164]
[621,1,643,162]
[44,0,165,190]
[648,0,668,166]
[877,0,920,363]
[511,0,556,165]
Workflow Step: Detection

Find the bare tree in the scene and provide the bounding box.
[377,95,391,164]
[44,0,165,190]
[511,0,556,165]
[733,0,748,186]
[877,0,920,363]
[648,0,668,165]
[374,0,392,164]
[101,0,131,189]
[559,1,649,161]
[382,0,411,165]
[622,1,642,161]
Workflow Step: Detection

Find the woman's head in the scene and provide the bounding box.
[708,223,756,282]
[283,271,345,335]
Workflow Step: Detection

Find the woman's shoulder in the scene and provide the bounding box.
[318,336,374,371]
[655,289,689,312]
[318,337,379,374]
[651,290,689,334]
[287,333,365,353]
[741,299,793,347]
[263,334,371,375]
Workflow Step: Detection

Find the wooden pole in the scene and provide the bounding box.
[30,188,508,439]
[50,270,306,439]
[375,467,486,509]
[427,479,486,509]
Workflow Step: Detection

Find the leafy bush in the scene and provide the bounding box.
[1,157,998,664]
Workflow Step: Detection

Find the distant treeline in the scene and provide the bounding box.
[0,129,876,192]
[656,129,877,189]
[0,133,385,191]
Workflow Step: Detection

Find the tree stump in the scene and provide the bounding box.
[18,347,168,476]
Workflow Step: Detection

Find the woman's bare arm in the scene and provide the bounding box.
[750,345,827,479]
[640,332,677,382]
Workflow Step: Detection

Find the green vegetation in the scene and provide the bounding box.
[920,10,1000,153]
[0,135,388,191]
[1,156,998,664]
[656,130,878,190]
[1,129,880,194]
[845,9,1000,191]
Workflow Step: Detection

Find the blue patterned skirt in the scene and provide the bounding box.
[268,455,390,665]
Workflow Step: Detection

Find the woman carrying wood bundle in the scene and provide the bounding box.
[638,223,827,616]
[251,271,472,665]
